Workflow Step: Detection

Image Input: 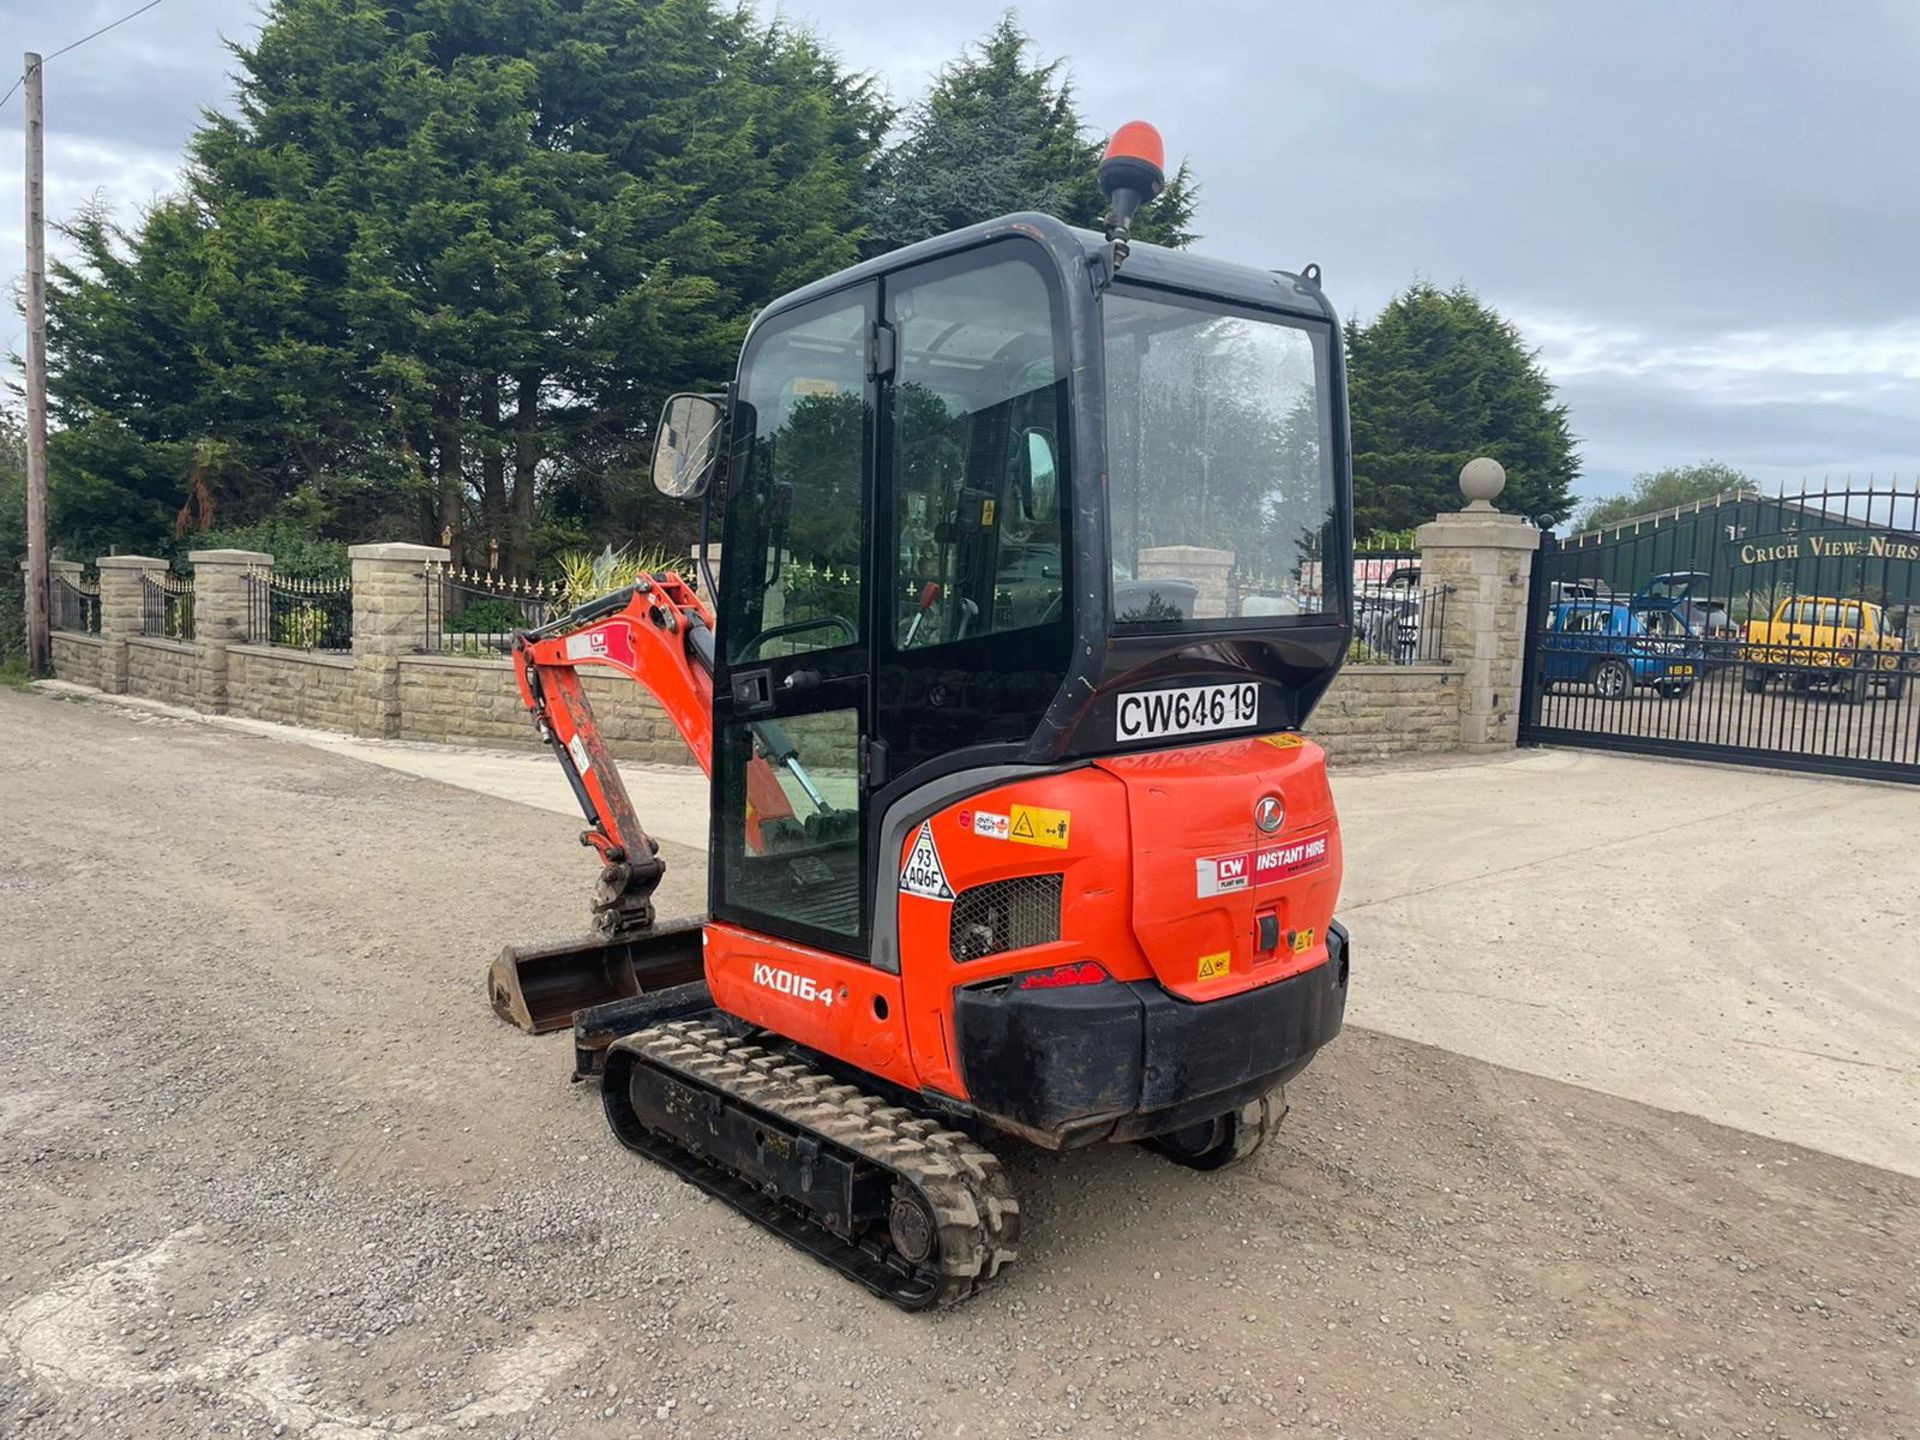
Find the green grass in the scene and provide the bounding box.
[0,656,32,691]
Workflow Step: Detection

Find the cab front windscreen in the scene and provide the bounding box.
[1104,287,1340,629]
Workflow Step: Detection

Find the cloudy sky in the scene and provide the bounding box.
[4,0,1918,508]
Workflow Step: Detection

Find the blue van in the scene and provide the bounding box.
[1541,602,1703,699]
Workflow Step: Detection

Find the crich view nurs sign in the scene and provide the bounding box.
[1733,529,1920,566]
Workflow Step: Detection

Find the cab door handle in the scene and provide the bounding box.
[732,669,774,713]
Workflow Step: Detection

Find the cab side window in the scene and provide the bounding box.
[722,299,869,664]
[889,257,1068,649]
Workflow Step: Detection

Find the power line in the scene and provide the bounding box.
[47,0,169,63]
[3,0,169,109]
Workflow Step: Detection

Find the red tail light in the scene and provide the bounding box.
[1019,961,1108,990]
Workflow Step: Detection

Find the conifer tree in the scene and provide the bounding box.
[864,15,1199,254]
[1345,282,1579,532]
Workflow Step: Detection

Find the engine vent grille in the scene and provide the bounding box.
[950,874,1064,961]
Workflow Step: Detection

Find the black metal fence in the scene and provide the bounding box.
[769,561,859,654]
[246,572,353,651]
[1521,482,1920,784]
[1351,548,1450,665]
[422,565,564,654]
[141,573,195,641]
[52,574,100,634]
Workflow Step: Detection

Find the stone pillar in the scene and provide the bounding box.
[188,548,271,714]
[1416,458,1540,752]
[349,541,448,739]
[96,554,167,695]
[1137,545,1236,619]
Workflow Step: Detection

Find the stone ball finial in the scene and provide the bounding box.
[1459,456,1507,512]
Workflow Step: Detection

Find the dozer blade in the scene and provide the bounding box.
[571,981,714,1081]
[488,916,707,1034]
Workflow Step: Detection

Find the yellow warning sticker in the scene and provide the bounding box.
[1197,951,1231,980]
[982,498,996,526]
[1260,732,1306,750]
[1009,804,1071,849]
[1292,927,1316,954]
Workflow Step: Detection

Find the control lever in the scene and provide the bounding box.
[903,582,941,647]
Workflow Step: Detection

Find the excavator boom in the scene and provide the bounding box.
[487,572,719,1032]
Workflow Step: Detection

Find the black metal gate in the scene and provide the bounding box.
[1519,483,1920,784]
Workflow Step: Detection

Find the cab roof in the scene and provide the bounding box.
[750,211,1339,340]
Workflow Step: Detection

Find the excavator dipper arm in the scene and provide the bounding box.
[489,573,731,1032]
[515,573,715,917]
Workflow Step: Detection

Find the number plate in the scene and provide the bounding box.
[1116,682,1260,742]
[1668,665,1695,677]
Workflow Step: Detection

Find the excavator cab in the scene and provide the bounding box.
[495,125,1355,1307]
[664,210,1351,953]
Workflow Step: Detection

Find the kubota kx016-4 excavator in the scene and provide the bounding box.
[488,124,1355,1308]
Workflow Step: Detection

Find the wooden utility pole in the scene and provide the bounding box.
[22,52,50,676]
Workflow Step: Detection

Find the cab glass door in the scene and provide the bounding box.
[877,242,1074,784]
[714,289,874,951]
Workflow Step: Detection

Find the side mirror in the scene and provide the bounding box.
[1020,428,1059,522]
[651,393,727,500]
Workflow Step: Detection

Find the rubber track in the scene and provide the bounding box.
[605,1019,1019,1308]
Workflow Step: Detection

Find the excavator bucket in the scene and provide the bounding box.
[487,918,707,1034]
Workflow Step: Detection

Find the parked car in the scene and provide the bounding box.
[1355,564,1423,662]
[1548,576,1614,605]
[1738,596,1912,702]
[1632,571,1732,636]
[1541,601,1703,699]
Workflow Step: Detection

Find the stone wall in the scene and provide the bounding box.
[125,637,197,708]
[228,645,356,732]
[34,477,1535,768]
[397,656,695,764]
[1311,664,1463,763]
[50,633,104,689]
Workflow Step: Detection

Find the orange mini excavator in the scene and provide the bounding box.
[489,124,1355,1307]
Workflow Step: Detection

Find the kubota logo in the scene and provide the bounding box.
[1254,795,1285,833]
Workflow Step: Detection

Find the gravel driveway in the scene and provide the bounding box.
[1,689,1914,1439]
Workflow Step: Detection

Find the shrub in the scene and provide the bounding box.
[188,517,348,580]
[445,598,523,635]
[554,545,692,613]
[276,602,328,649]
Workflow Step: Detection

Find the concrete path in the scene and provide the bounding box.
[34,680,712,850]
[1333,747,1918,1178]
[41,681,1920,1176]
